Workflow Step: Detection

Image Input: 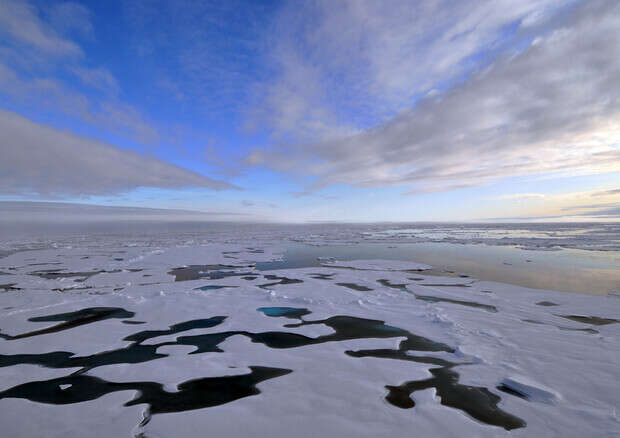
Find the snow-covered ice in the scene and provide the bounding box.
[1,230,619,437]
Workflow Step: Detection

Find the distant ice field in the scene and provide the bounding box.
[2,222,617,295]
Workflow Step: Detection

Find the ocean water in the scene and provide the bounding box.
[256,241,619,295]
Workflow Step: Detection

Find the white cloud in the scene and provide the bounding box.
[0,110,237,197]
[0,1,158,144]
[248,0,620,193]
[249,0,573,141]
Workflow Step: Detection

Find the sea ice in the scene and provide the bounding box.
[0,233,619,437]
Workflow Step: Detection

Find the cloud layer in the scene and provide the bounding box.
[0,201,247,224]
[0,110,235,196]
[250,0,572,140]
[0,0,158,143]
[248,0,620,193]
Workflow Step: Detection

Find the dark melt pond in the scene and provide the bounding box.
[0,305,526,430]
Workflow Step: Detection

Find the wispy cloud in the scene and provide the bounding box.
[574,206,620,217]
[0,63,157,143]
[122,0,274,116]
[0,110,237,197]
[561,201,620,219]
[248,0,620,194]
[591,188,620,197]
[0,0,83,57]
[290,190,340,201]
[0,0,158,144]
[70,67,119,95]
[493,193,546,201]
[47,2,93,39]
[562,202,618,211]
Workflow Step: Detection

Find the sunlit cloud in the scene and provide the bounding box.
[480,186,620,221]
[248,0,620,195]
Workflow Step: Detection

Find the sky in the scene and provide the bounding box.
[0,0,619,222]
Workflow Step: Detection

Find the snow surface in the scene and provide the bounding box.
[1,234,619,437]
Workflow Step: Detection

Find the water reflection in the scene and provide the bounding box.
[255,242,620,295]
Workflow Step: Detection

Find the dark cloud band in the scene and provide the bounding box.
[0,110,237,197]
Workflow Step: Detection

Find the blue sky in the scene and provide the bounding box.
[0,0,619,222]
